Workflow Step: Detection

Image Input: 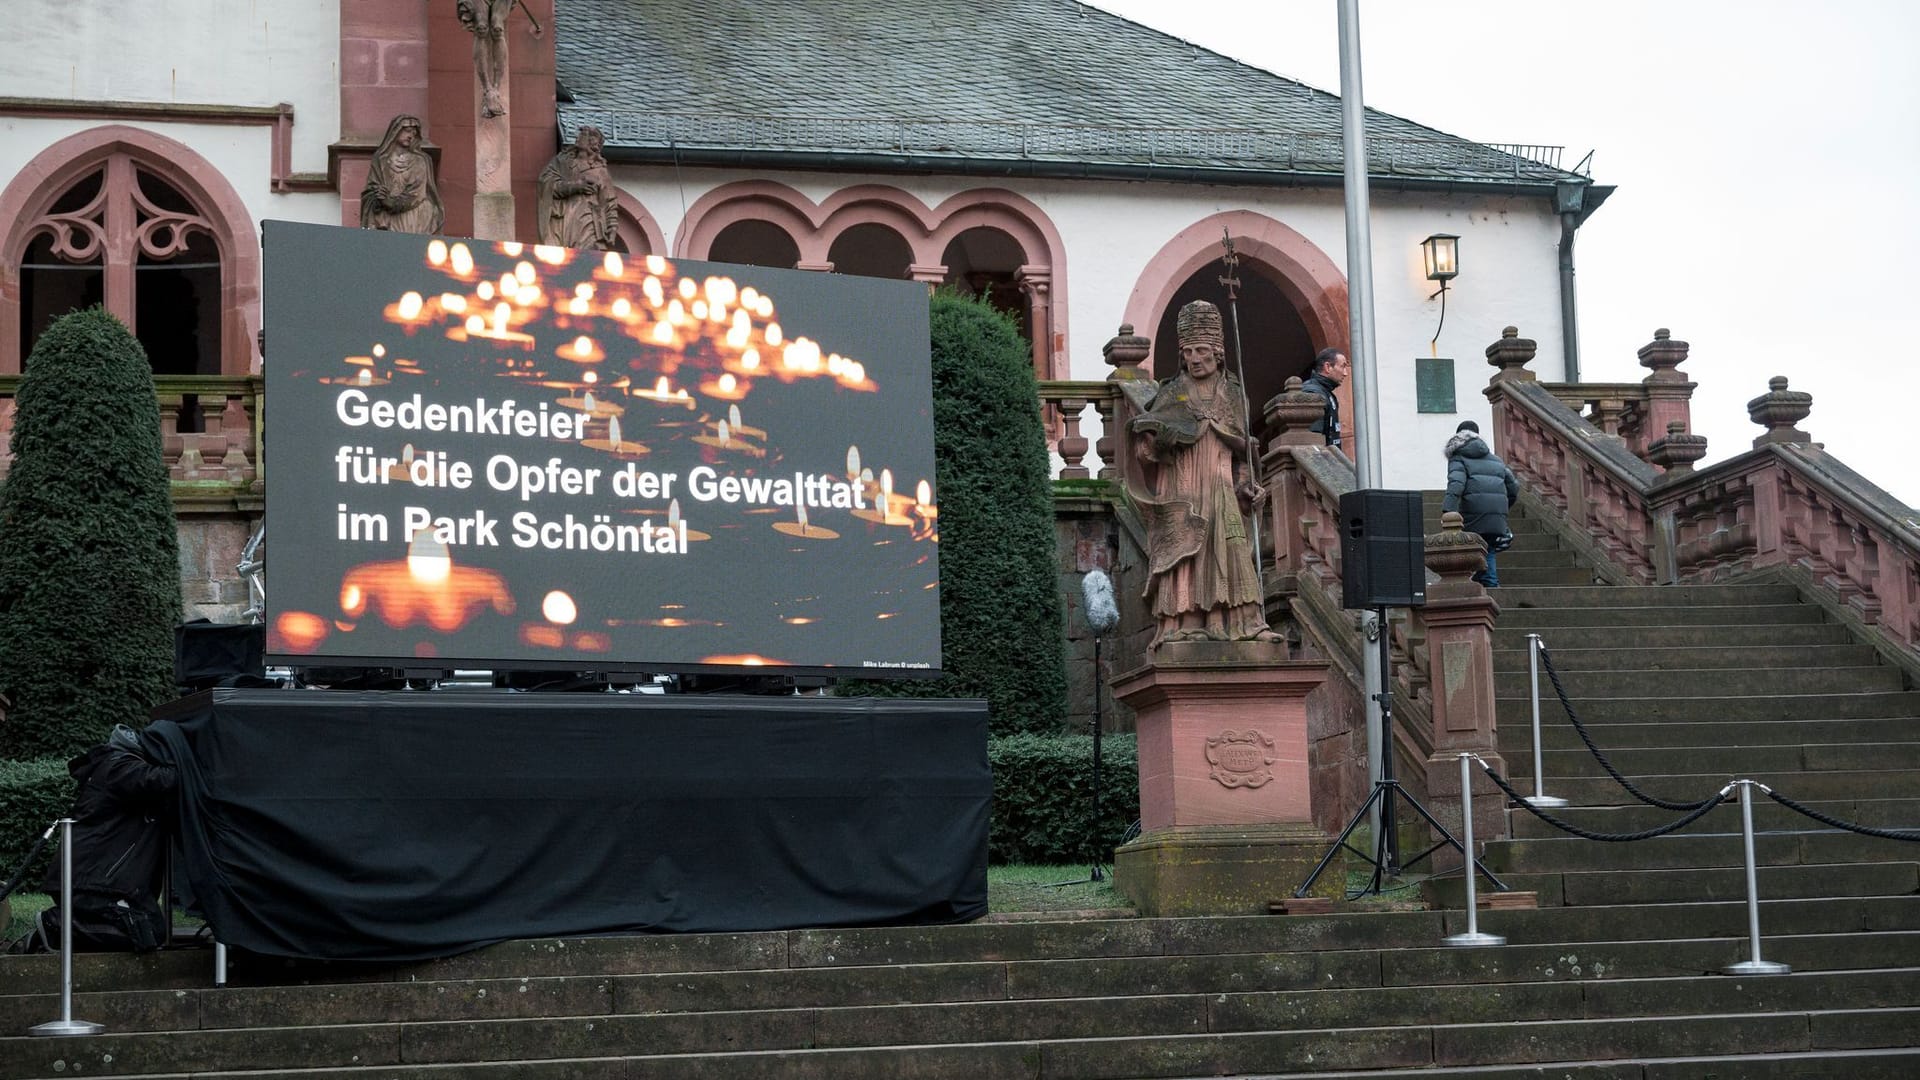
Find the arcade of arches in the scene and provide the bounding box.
[3,137,1349,452]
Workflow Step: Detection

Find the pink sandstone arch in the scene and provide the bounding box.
[675,181,1070,379]
[612,188,667,257]
[1124,210,1350,435]
[0,124,262,375]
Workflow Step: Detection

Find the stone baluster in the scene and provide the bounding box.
[158,395,186,478]
[1747,375,1814,448]
[1055,397,1090,480]
[1091,393,1117,480]
[1418,510,1508,850]
[220,394,256,480]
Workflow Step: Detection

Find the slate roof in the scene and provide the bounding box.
[553,0,1596,196]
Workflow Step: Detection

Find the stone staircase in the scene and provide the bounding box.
[3,499,1918,1078]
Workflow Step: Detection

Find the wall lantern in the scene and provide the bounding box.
[1421,233,1460,287]
[1421,233,1460,348]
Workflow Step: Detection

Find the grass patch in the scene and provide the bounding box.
[987,864,1130,915]
[4,891,50,944]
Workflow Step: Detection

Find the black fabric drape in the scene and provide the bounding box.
[145,690,990,960]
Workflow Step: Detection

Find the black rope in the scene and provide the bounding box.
[1762,787,1920,842]
[1479,760,1729,841]
[1536,644,1720,811]
[0,822,55,907]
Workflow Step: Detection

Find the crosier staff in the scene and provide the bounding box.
[1218,228,1265,572]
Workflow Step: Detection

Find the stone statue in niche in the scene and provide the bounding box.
[457,0,541,119]
[1128,299,1279,650]
[536,126,617,250]
[359,115,445,235]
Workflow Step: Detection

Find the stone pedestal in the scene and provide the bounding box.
[1110,641,1338,914]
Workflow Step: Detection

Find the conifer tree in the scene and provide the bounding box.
[0,307,181,759]
[846,292,1068,735]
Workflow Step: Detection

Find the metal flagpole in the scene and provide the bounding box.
[1337,0,1388,845]
[1218,229,1265,571]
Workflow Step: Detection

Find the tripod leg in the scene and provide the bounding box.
[1295,782,1390,897]
[1385,785,1510,892]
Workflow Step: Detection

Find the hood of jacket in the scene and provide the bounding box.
[1445,432,1490,459]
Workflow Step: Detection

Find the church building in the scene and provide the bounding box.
[1,0,1604,618]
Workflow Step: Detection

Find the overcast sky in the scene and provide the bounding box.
[1090,1,1920,505]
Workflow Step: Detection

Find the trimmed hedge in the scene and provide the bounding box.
[842,291,1067,735]
[0,307,181,760]
[0,756,73,891]
[988,733,1138,865]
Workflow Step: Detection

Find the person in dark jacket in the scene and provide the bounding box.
[1299,347,1348,449]
[22,724,178,952]
[1441,420,1520,588]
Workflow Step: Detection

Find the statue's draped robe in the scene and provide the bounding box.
[536,149,616,250]
[360,142,444,235]
[1129,373,1268,642]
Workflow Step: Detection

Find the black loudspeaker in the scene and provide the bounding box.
[174,621,266,690]
[1339,489,1427,609]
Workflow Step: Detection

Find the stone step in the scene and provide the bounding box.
[1498,741,1920,780]
[1239,1048,1920,1080]
[1505,797,1920,836]
[1493,664,1902,698]
[1492,623,1853,650]
[1431,861,1920,908]
[1503,716,1920,751]
[1492,643,1878,672]
[1482,547,1581,569]
[6,952,1920,1080]
[1496,603,1828,628]
[1495,690,1920,722]
[1492,567,1599,587]
[1514,768,1920,805]
[1494,583,1803,608]
[1485,828,1913,874]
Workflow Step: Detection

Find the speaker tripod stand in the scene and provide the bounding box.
[1295,606,1507,900]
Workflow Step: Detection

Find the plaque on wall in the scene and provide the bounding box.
[1416,356,1456,414]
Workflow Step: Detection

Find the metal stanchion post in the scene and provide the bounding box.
[214,942,228,987]
[1723,779,1790,976]
[1525,634,1567,809]
[1443,754,1505,947]
[28,819,105,1037]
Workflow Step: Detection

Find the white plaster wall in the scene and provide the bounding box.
[10,0,341,174]
[0,116,340,236]
[610,166,1568,490]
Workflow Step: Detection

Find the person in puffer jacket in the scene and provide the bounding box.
[1441,420,1519,588]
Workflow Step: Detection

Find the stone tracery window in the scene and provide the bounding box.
[17,158,221,375]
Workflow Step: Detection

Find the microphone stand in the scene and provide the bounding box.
[1049,623,1109,887]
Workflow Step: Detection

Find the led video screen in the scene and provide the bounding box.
[262,221,940,675]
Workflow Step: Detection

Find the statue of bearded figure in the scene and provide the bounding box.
[1127,300,1279,650]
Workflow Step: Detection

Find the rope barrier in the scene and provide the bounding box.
[0,819,57,907]
[1523,646,1919,843]
[1477,760,1729,841]
[1536,644,1720,811]
[1761,786,1920,842]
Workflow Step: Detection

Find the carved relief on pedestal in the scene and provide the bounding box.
[1204,728,1276,789]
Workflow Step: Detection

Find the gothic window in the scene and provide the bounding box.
[16,157,221,375]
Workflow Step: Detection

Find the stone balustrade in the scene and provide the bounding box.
[0,373,263,496]
[1489,328,1920,658]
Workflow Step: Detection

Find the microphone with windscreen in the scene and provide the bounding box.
[1082,569,1119,636]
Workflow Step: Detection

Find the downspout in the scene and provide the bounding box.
[1555,178,1589,382]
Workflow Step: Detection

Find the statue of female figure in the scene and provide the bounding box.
[535,126,617,250]
[1128,300,1278,649]
[359,115,445,235]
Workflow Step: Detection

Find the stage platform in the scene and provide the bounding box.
[146,689,989,960]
